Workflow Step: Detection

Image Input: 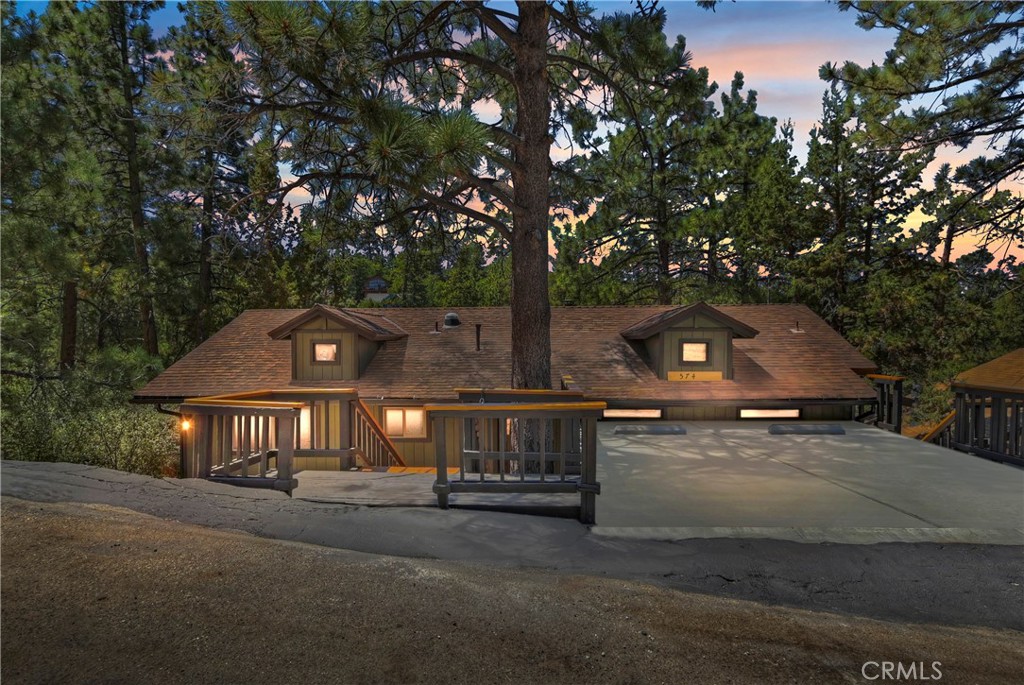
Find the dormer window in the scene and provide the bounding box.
[312,341,339,364]
[620,302,759,382]
[680,341,709,364]
[267,304,408,382]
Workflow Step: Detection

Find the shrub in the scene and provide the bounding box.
[0,376,177,477]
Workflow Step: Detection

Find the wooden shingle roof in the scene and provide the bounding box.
[134,304,878,404]
[952,348,1024,395]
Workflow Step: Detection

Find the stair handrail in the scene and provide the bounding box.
[352,398,407,467]
[920,410,956,444]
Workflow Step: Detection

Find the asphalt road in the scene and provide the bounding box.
[2,460,1022,631]
[3,498,1022,685]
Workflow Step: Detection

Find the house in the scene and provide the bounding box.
[134,302,878,471]
[362,276,391,303]
[948,348,1024,466]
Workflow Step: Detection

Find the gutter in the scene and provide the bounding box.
[154,404,185,478]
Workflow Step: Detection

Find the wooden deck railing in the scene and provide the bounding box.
[920,410,956,447]
[866,374,905,434]
[425,402,606,524]
[352,399,406,468]
[952,389,1024,466]
[180,401,299,493]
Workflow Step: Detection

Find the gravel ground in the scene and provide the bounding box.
[2,498,1022,685]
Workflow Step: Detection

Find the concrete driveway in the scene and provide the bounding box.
[594,421,1024,544]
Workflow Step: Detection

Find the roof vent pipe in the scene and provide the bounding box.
[476,324,482,351]
[444,312,461,328]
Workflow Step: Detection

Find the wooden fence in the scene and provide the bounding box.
[426,402,605,524]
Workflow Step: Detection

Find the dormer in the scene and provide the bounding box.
[267,304,406,381]
[621,302,758,381]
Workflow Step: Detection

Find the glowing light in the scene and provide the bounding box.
[739,409,801,419]
[180,419,192,431]
[603,409,663,419]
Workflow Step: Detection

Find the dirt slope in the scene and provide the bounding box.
[2,498,1021,685]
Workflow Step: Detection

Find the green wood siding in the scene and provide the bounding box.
[364,402,461,468]
[661,324,732,379]
[291,317,359,381]
[663,406,738,420]
[357,337,379,375]
[802,405,854,420]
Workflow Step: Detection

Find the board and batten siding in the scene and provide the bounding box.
[664,406,738,421]
[293,398,350,472]
[291,317,359,381]
[660,314,732,379]
[663,404,854,421]
[364,402,461,468]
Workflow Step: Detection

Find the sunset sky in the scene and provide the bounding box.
[17,0,1017,260]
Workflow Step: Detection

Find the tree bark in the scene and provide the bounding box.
[656,236,672,305]
[59,280,78,372]
[941,223,955,267]
[655,152,672,305]
[508,1,552,390]
[197,146,215,343]
[115,3,159,357]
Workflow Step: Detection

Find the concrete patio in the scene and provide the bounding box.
[289,421,1024,544]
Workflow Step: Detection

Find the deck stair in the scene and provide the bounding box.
[352,398,406,468]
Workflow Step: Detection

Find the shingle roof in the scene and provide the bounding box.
[134,304,878,404]
[953,348,1024,394]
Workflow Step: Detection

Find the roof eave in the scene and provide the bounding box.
[620,302,759,340]
[266,303,407,341]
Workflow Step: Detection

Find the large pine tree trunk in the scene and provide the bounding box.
[197,146,215,343]
[59,280,77,372]
[508,1,552,390]
[116,3,159,357]
[656,236,672,305]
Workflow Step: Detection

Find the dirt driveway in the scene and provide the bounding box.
[3,498,1022,685]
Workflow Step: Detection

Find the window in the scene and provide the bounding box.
[603,409,663,419]
[312,341,339,364]
[680,341,709,363]
[383,407,427,439]
[739,408,801,419]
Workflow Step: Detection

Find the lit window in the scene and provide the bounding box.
[603,409,663,419]
[383,407,427,438]
[681,342,709,363]
[739,409,801,419]
[313,342,338,363]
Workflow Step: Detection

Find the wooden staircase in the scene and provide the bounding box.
[352,398,406,468]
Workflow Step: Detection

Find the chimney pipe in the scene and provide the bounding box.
[475,324,482,351]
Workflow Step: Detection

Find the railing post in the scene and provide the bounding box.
[580,416,598,525]
[201,414,214,478]
[433,415,450,509]
[893,379,904,434]
[277,411,295,482]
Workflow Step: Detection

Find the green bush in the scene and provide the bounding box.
[0,376,178,477]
